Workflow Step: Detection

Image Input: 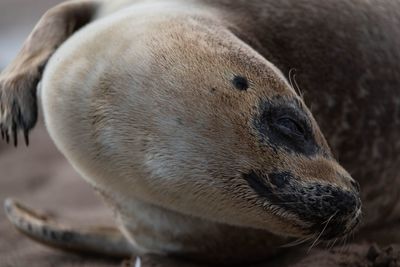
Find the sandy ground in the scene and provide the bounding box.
[1,1,399,267]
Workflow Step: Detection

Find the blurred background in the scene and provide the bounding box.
[0,1,119,266]
[0,0,61,68]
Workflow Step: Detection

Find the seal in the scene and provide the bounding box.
[1,0,398,264]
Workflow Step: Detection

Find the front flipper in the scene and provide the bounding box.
[0,0,100,146]
[4,198,133,258]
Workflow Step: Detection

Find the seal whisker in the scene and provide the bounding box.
[308,211,337,253]
[288,68,296,90]
[281,235,314,248]
[329,238,338,250]
[292,73,304,100]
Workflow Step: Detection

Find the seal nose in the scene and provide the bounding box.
[243,170,361,239]
[305,184,361,239]
[303,184,359,219]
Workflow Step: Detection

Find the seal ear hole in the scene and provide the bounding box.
[232,75,249,91]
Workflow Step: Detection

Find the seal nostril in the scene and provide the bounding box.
[350,180,360,193]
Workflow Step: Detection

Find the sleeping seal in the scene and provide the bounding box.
[1,0,398,264]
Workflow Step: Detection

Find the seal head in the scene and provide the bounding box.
[76,14,362,240]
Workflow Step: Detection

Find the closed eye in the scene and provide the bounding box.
[254,98,320,156]
[275,117,305,138]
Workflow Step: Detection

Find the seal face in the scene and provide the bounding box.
[235,92,362,239]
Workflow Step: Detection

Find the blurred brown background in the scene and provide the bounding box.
[0,1,119,266]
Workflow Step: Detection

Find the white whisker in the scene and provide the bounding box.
[307,211,338,253]
[281,235,314,248]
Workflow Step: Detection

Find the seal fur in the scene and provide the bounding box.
[2,0,398,264]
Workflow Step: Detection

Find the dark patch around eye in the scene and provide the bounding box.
[253,98,321,157]
[232,75,249,91]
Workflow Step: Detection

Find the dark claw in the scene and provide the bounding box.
[5,130,9,144]
[13,126,18,148]
[12,101,19,147]
[24,130,29,147]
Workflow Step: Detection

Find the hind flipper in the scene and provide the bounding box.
[4,198,133,258]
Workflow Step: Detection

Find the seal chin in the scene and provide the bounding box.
[266,205,362,241]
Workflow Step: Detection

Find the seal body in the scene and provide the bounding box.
[1,0,398,264]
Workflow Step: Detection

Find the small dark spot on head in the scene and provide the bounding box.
[210,87,216,93]
[232,75,249,91]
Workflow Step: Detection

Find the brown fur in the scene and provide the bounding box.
[1,0,398,265]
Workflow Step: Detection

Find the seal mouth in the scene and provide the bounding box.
[243,170,362,239]
[307,206,362,241]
